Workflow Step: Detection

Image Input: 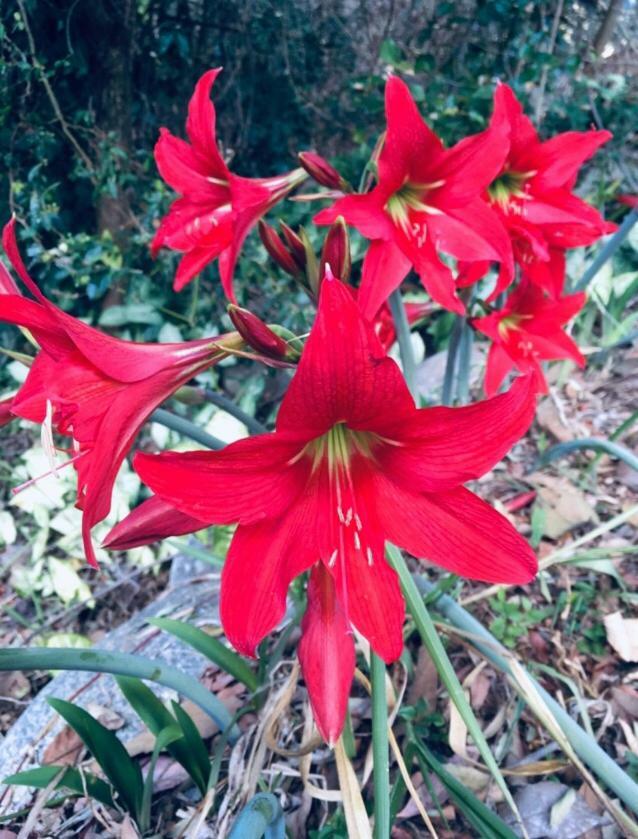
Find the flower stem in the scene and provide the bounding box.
[370,651,390,839]
[388,288,418,400]
[202,387,268,435]
[442,316,463,406]
[574,207,638,291]
[150,408,225,450]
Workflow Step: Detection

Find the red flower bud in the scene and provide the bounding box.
[279,222,307,269]
[0,396,15,428]
[298,151,350,192]
[320,217,351,284]
[228,305,290,360]
[258,220,302,277]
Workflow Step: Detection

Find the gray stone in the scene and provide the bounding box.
[0,560,222,816]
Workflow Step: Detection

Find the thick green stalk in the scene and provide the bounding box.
[202,387,268,435]
[536,437,638,473]
[574,208,638,291]
[150,407,225,450]
[370,651,390,839]
[388,288,418,399]
[442,316,463,406]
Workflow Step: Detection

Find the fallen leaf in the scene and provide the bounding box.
[537,399,574,443]
[0,671,30,700]
[604,612,638,662]
[87,703,125,730]
[529,473,596,539]
[611,685,638,720]
[43,724,84,766]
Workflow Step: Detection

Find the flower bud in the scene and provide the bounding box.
[279,222,307,269]
[320,217,351,284]
[228,305,290,360]
[298,152,351,192]
[258,219,302,277]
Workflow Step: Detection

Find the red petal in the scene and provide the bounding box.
[531,130,612,191]
[358,239,411,319]
[276,275,416,437]
[298,564,355,745]
[314,193,395,241]
[522,250,566,299]
[483,342,515,397]
[378,374,536,492]
[220,497,316,657]
[155,129,230,199]
[492,84,538,170]
[376,480,537,584]
[103,495,206,550]
[134,432,308,525]
[185,68,229,178]
[395,225,465,315]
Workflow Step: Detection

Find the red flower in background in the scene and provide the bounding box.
[0,219,235,567]
[471,281,586,396]
[134,271,537,743]
[152,69,306,298]
[0,396,15,427]
[372,298,434,351]
[485,83,614,297]
[315,76,514,318]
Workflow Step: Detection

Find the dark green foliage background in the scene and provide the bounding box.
[0,0,636,354]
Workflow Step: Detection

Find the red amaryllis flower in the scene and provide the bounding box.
[0,396,15,427]
[103,495,206,551]
[0,219,236,567]
[485,83,614,296]
[471,280,586,397]
[152,68,306,298]
[314,76,514,318]
[372,299,434,351]
[134,271,537,743]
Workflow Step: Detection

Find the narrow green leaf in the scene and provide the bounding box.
[116,676,208,794]
[413,740,519,839]
[387,544,522,828]
[171,700,211,790]
[139,725,182,833]
[370,652,390,839]
[0,647,238,741]
[148,617,258,692]
[4,765,114,809]
[47,697,143,818]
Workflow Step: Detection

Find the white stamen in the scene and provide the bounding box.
[41,400,59,477]
[344,508,353,527]
[328,549,338,568]
[354,513,363,531]
[337,506,346,524]
[353,532,361,551]
[367,547,374,566]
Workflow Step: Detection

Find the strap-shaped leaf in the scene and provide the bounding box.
[47,697,143,819]
[149,617,258,691]
[116,676,209,794]
[228,792,286,839]
[139,725,182,833]
[4,764,114,809]
[171,700,211,789]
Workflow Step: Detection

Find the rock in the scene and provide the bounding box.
[0,555,223,816]
[500,781,609,838]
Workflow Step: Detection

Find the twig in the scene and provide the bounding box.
[16,0,95,177]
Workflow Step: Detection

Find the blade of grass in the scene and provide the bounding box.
[386,544,524,831]
[148,617,258,692]
[4,765,114,809]
[334,737,373,839]
[0,647,239,741]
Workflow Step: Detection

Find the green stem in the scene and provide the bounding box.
[370,651,390,839]
[0,647,239,741]
[574,208,638,292]
[456,320,473,405]
[585,410,638,478]
[388,288,418,400]
[202,387,268,435]
[150,408,225,450]
[442,316,463,406]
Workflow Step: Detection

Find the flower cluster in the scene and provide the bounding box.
[0,68,617,742]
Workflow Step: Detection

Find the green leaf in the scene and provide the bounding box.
[148,617,258,692]
[0,647,239,741]
[116,676,209,794]
[387,544,523,830]
[139,725,182,833]
[47,697,143,818]
[4,765,114,809]
[172,700,211,790]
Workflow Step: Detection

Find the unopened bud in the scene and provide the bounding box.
[320,217,351,284]
[298,151,351,192]
[228,305,290,360]
[258,220,302,277]
[279,222,307,270]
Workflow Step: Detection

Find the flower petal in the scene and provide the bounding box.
[314,193,395,241]
[103,495,206,550]
[484,342,515,397]
[276,275,416,437]
[531,130,612,192]
[134,432,308,526]
[154,129,230,199]
[185,68,229,178]
[378,374,536,492]
[376,479,537,584]
[358,239,411,319]
[298,564,355,745]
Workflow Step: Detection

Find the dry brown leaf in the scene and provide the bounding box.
[407,646,439,710]
[119,814,140,838]
[42,725,84,766]
[536,398,574,443]
[86,703,125,730]
[529,473,596,539]
[0,672,30,700]
[611,685,638,720]
[604,612,638,662]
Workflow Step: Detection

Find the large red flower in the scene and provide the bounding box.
[485,84,615,297]
[314,76,514,318]
[134,272,537,743]
[152,69,306,299]
[0,219,235,566]
[471,280,586,397]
